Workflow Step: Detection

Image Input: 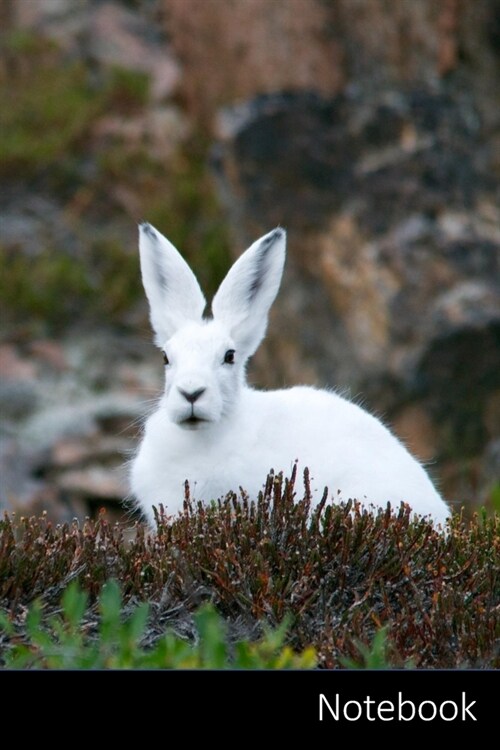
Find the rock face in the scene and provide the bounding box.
[212,90,500,507]
[166,0,500,130]
[2,0,499,519]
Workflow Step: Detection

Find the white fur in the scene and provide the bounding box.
[131,223,450,527]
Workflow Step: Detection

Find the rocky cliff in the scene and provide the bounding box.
[1,0,498,519]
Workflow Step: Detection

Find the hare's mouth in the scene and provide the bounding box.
[181,415,210,429]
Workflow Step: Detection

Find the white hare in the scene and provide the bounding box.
[130,223,450,526]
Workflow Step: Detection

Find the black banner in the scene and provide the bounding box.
[2,669,497,738]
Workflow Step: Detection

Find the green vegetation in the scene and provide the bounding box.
[0,237,143,330]
[0,31,230,333]
[491,482,500,514]
[340,627,413,669]
[0,580,315,669]
[0,246,92,328]
[1,37,99,179]
[0,32,149,180]
[1,469,498,669]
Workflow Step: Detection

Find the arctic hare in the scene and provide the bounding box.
[130,223,450,526]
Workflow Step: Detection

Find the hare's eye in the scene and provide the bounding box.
[223,349,235,365]
[162,351,169,366]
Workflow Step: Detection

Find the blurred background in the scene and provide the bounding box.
[1,0,499,523]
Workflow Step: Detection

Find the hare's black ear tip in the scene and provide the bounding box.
[264,227,286,246]
[272,227,287,246]
[139,222,156,239]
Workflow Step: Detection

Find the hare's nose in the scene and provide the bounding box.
[178,387,206,404]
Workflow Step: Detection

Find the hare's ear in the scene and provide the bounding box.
[139,223,206,346]
[212,228,286,356]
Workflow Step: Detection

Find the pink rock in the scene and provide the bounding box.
[89,2,181,101]
[51,435,131,468]
[57,466,127,500]
[51,438,95,468]
[0,345,37,381]
[29,340,68,372]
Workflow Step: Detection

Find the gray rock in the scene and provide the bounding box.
[0,381,38,422]
[0,436,48,513]
[0,334,161,520]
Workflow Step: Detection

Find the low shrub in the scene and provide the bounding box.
[1,469,498,668]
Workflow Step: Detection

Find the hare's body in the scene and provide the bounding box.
[131,223,450,526]
[132,384,447,525]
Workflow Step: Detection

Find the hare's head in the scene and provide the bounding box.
[139,223,286,430]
